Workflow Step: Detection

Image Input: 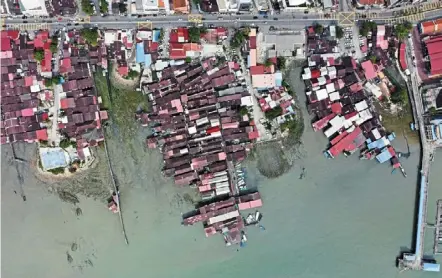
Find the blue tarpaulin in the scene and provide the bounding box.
[152,30,161,43]
[375,148,392,163]
[423,263,440,272]
[144,54,152,67]
[136,42,144,64]
[275,72,282,87]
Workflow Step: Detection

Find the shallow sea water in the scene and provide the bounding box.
[2,66,442,278]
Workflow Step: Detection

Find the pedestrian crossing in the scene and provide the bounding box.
[383,12,425,24]
[76,16,91,23]
[8,23,50,31]
[188,14,203,24]
[137,21,153,29]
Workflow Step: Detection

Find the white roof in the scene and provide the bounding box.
[329,115,344,128]
[326,83,336,93]
[316,88,328,101]
[287,0,307,6]
[318,76,326,85]
[137,30,152,40]
[329,92,340,101]
[241,96,253,106]
[104,31,118,45]
[355,100,368,112]
[21,0,45,11]
[324,125,340,138]
[371,128,381,140]
[30,84,41,93]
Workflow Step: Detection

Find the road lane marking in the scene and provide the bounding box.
[188,14,202,24]
[137,21,152,29]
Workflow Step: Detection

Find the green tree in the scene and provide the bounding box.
[359,21,377,37]
[277,57,286,69]
[60,138,72,149]
[264,58,273,67]
[81,0,94,15]
[127,70,139,79]
[230,28,249,48]
[185,57,192,63]
[100,0,108,13]
[34,49,44,62]
[188,26,201,43]
[118,2,127,14]
[390,88,408,104]
[395,22,412,40]
[429,106,437,114]
[239,107,249,116]
[369,55,377,64]
[50,37,58,53]
[313,23,324,34]
[265,106,283,120]
[80,28,99,46]
[336,26,344,39]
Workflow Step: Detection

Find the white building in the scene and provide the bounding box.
[216,0,251,12]
[131,0,168,15]
[19,0,49,16]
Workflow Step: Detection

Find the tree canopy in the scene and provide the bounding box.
[100,0,108,14]
[81,0,95,15]
[50,36,58,53]
[336,26,344,39]
[80,28,99,46]
[395,22,412,40]
[313,23,324,34]
[118,2,127,14]
[277,57,286,69]
[264,59,273,67]
[34,49,44,62]
[390,88,408,104]
[45,76,62,87]
[359,21,377,37]
[230,28,249,48]
[265,106,283,120]
[188,27,206,43]
[127,70,139,80]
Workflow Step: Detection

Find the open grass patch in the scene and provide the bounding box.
[94,70,147,134]
[380,102,419,144]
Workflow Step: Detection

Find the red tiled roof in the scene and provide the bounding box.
[60,58,72,73]
[34,31,50,49]
[250,65,274,75]
[361,60,376,80]
[36,129,48,140]
[170,49,186,59]
[24,76,34,87]
[249,36,257,49]
[60,98,76,109]
[40,50,52,72]
[399,43,407,70]
[1,30,19,40]
[118,66,129,76]
[357,0,384,5]
[1,38,11,51]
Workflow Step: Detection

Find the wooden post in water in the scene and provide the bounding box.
[103,138,129,245]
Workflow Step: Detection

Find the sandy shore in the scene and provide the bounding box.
[3,65,442,278]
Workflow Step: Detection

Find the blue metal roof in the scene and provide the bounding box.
[144,54,152,67]
[152,30,161,43]
[136,43,145,64]
[423,263,440,272]
[375,148,392,163]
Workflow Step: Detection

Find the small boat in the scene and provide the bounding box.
[259,225,266,231]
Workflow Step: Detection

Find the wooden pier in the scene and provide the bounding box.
[433,200,442,254]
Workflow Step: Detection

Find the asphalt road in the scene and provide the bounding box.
[4,7,441,30]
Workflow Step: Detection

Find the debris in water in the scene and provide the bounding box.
[75,207,82,216]
[66,252,73,264]
[58,190,79,205]
[85,259,93,267]
[299,167,306,179]
[71,243,78,252]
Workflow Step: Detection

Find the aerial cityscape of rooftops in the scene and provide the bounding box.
[2,0,442,273]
